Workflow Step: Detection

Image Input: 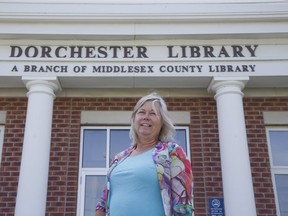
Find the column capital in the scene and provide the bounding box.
[22,76,61,98]
[208,77,249,99]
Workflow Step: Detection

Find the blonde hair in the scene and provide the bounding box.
[129,92,175,146]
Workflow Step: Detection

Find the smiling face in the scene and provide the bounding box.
[134,101,163,143]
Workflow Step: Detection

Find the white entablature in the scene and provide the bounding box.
[0,1,288,91]
[0,1,288,40]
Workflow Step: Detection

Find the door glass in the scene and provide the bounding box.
[175,128,187,153]
[83,129,107,168]
[84,175,106,216]
[110,129,131,162]
[269,131,288,166]
[275,174,288,215]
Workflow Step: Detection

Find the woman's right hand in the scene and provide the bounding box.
[95,210,106,216]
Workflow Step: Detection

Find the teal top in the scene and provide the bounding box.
[109,148,165,216]
[96,142,194,216]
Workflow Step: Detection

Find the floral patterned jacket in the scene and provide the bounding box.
[96,142,193,216]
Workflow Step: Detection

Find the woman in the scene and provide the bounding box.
[96,92,193,216]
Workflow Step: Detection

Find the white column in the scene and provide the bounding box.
[15,78,60,216]
[208,77,257,216]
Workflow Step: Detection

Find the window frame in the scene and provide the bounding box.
[77,125,190,216]
[0,125,4,167]
[77,126,130,216]
[174,126,191,161]
[266,126,288,216]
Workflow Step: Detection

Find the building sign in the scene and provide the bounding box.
[209,198,225,216]
[1,43,288,77]
[8,45,258,59]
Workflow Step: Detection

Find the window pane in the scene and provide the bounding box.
[84,175,106,216]
[269,131,288,166]
[83,129,107,168]
[175,129,187,153]
[275,174,288,215]
[110,129,131,162]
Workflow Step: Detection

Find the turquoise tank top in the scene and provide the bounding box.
[109,149,165,216]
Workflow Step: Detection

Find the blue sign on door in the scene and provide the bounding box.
[209,198,225,216]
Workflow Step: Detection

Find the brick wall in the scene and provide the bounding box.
[244,98,288,216]
[0,98,27,216]
[1,96,287,216]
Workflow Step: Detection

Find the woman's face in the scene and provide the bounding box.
[134,101,163,142]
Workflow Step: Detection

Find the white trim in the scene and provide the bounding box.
[81,112,131,125]
[1,1,287,23]
[106,129,110,170]
[1,1,288,44]
[0,111,5,165]
[81,111,191,125]
[0,125,4,166]
[272,168,288,174]
[0,88,288,98]
[185,127,191,161]
[76,127,84,216]
[0,0,282,3]
[263,112,288,125]
[0,111,6,124]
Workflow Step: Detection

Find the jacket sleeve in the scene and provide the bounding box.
[95,186,108,212]
[170,144,194,215]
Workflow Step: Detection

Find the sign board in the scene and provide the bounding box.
[209,198,225,216]
[1,43,288,77]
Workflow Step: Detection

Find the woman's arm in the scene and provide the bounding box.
[95,187,108,215]
[170,144,193,215]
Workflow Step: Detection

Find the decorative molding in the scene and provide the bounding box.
[1,1,288,23]
[0,88,287,98]
[81,110,190,125]
[263,111,288,125]
[1,1,288,40]
[0,111,6,124]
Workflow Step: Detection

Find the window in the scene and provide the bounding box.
[77,126,190,216]
[267,128,288,216]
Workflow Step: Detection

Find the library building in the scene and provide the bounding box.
[0,1,288,216]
